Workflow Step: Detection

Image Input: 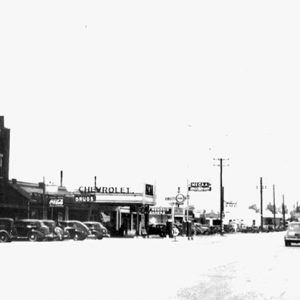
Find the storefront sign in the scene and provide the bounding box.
[145,184,154,196]
[225,201,237,208]
[49,198,64,207]
[79,186,133,194]
[75,194,96,202]
[188,182,212,192]
[150,207,171,215]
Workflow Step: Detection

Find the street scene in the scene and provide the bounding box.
[0,231,297,300]
[2,1,300,299]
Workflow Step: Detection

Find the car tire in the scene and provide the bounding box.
[73,233,80,240]
[28,232,39,242]
[285,241,290,247]
[0,232,10,243]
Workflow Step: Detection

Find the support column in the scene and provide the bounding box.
[64,206,69,221]
[130,213,133,231]
[88,206,93,221]
[136,207,140,236]
[116,209,119,231]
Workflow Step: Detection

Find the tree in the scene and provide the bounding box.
[266,202,277,214]
[248,204,259,213]
[278,204,288,214]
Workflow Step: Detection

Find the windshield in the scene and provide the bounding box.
[288,224,300,231]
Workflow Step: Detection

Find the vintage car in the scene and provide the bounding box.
[41,220,64,241]
[284,222,300,247]
[193,223,210,235]
[13,219,51,241]
[83,221,110,239]
[58,220,90,240]
[0,218,15,242]
[146,223,167,237]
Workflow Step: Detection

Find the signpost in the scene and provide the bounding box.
[164,181,212,241]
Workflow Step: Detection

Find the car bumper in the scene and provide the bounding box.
[285,237,300,243]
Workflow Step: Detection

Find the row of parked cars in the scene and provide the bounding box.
[144,223,233,238]
[0,218,110,243]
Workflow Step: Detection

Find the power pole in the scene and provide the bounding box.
[273,184,276,229]
[259,177,267,231]
[282,194,286,229]
[214,158,229,235]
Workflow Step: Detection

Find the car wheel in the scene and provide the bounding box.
[97,235,103,240]
[285,241,290,247]
[0,232,10,243]
[28,232,39,242]
[73,233,80,240]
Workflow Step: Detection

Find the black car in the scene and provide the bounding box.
[84,221,110,239]
[0,218,14,242]
[58,220,90,240]
[147,223,167,237]
[13,219,51,241]
[41,220,64,241]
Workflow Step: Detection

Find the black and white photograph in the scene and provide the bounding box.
[1,1,300,299]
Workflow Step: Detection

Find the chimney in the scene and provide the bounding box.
[60,170,63,187]
[0,116,4,128]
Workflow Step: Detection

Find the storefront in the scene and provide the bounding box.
[1,180,156,236]
[62,184,156,236]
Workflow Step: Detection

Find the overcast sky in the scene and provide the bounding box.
[1,1,300,213]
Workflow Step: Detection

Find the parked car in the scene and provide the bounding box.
[284,222,300,247]
[0,218,15,242]
[224,224,235,233]
[58,220,90,240]
[209,225,221,235]
[194,223,210,235]
[41,220,63,241]
[146,223,167,237]
[84,221,110,239]
[13,219,51,241]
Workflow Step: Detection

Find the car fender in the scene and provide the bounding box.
[30,229,45,239]
[0,229,12,242]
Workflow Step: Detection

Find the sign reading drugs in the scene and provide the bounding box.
[188,182,212,192]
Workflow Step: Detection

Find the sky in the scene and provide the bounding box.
[1,1,300,214]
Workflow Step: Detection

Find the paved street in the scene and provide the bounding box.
[1,232,298,300]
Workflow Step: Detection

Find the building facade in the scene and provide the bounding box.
[0,116,156,236]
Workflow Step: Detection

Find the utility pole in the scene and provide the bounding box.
[273,184,276,229]
[214,158,229,235]
[259,177,267,232]
[42,176,46,219]
[282,194,286,229]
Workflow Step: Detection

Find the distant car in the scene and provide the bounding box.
[41,220,63,241]
[13,219,51,241]
[147,223,167,237]
[58,220,90,240]
[224,224,235,233]
[284,222,300,247]
[84,221,110,239]
[194,223,210,235]
[0,218,15,242]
